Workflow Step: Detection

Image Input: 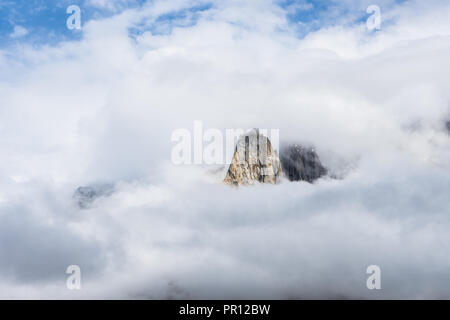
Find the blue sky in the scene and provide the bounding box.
[128,2,213,39]
[0,0,406,48]
[0,0,146,46]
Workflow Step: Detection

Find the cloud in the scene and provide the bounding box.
[9,25,29,38]
[85,0,141,12]
[285,1,314,14]
[0,0,449,298]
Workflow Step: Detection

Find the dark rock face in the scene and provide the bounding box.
[280,144,327,183]
[446,121,450,134]
[73,184,114,209]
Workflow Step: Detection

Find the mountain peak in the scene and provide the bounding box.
[223,130,283,186]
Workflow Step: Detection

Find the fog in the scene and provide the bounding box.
[0,0,449,298]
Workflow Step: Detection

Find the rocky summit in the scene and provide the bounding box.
[223,129,283,186]
[280,144,327,183]
[73,184,114,209]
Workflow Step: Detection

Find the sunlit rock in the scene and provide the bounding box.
[223,129,283,186]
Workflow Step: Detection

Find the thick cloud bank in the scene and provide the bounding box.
[0,0,450,298]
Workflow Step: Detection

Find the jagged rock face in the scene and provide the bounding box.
[223,129,283,186]
[280,144,327,183]
[73,184,114,209]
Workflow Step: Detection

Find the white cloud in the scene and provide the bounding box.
[85,0,137,11]
[9,25,29,38]
[0,0,449,298]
